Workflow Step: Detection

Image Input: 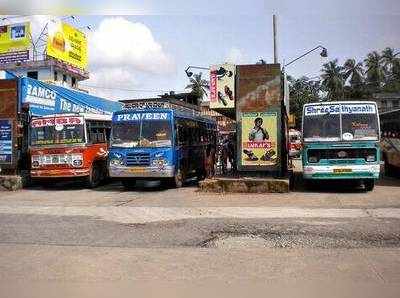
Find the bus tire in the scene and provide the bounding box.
[85,163,101,188]
[196,168,206,181]
[364,179,375,191]
[122,179,136,190]
[173,168,184,188]
[303,179,312,190]
[385,160,394,177]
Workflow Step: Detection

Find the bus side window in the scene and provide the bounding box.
[174,121,179,146]
[178,119,186,146]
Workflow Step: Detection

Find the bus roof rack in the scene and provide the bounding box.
[120,97,201,116]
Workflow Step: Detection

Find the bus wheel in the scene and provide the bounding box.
[85,163,101,188]
[122,179,136,190]
[364,179,375,191]
[196,168,206,181]
[174,169,184,188]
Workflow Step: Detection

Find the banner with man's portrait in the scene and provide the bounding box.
[241,111,277,166]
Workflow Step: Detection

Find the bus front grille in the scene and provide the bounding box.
[126,152,150,166]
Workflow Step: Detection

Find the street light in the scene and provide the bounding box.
[185,66,210,77]
[284,45,328,68]
[185,65,232,78]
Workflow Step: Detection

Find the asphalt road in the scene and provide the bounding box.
[1,173,400,296]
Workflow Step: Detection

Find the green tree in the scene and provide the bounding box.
[382,47,399,78]
[288,76,321,128]
[321,59,345,100]
[381,47,400,92]
[343,58,363,87]
[185,72,209,101]
[364,51,384,91]
[343,58,365,98]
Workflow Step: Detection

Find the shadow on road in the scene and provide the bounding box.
[292,172,369,193]
[26,177,199,193]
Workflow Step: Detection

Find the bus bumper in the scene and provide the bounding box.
[31,168,90,178]
[109,165,175,178]
[303,164,380,179]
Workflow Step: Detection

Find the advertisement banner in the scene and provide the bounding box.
[0,119,12,164]
[20,77,122,116]
[0,50,29,63]
[0,22,30,55]
[209,63,235,109]
[47,21,88,70]
[241,112,277,166]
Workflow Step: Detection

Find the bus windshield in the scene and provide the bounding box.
[303,103,379,142]
[303,113,341,141]
[111,119,172,148]
[342,113,379,140]
[30,117,85,146]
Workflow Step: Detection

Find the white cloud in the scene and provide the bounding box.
[225,47,246,64]
[89,17,175,74]
[81,66,138,100]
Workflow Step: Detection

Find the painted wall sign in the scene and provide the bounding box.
[0,119,12,164]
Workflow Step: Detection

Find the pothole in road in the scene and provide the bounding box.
[200,231,400,249]
[204,234,270,249]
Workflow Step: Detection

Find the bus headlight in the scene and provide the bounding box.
[31,155,41,168]
[308,156,318,163]
[110,158,123,166]
[71,154,83,167]
[152,158,167,169]
[366,155,376,162]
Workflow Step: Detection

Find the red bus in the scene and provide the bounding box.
[29,113,111,187]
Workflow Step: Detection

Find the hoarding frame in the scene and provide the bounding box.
[46,21,88,70]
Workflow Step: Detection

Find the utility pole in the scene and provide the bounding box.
[273,14,278,64]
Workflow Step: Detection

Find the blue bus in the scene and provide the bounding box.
[108,108,217,189]
[302,101,380,191]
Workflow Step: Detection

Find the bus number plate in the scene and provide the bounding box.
[129,167,145,173]
[333,168,352,173]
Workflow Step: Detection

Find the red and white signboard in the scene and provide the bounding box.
[31,116,83,128]
[209,63,235,109]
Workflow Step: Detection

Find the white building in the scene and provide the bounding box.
[0,57,89,90]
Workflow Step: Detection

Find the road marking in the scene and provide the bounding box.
[0,206,399,224]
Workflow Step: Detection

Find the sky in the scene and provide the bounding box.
[1,0,400,100]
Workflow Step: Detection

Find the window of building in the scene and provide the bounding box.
[393,100,399,109]
[27,71,38,79]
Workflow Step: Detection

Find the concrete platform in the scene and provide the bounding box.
[0,175,23,191]
[198,177,290,193]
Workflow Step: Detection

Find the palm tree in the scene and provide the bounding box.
[185,72,209,101]
[321,59,345,100]
[364,51,384,90]
[382,47,400,82]
[343,58,364,87]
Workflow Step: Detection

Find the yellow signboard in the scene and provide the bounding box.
[0,22,31,54]
[241,112,278,166]
[47,22,88,70]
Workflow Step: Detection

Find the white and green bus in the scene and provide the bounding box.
[302,101,380,191]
